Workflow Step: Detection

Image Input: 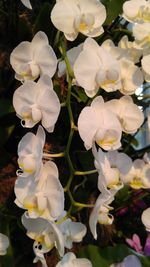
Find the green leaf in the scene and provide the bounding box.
[77,244,129,267]
[74,87,88,103]
[77,244,148,267]
[140,256,150,267]
[115,185,131,204]
[78,245,108,267]
[101,0,127,25]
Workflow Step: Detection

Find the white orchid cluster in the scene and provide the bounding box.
[10,30,91,267]
[6,0,150,266]
[11,114,88,265]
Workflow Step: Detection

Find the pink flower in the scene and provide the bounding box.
[126,234,143,253]
[126,233,150,256]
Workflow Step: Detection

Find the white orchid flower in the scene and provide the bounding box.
[110,255,142,267]
[33,252,48,267]
[58,218,87,249]
[15,161,64,220]
[0,233,9,255]
[142,54,150,82]
[90,183,123,240]
[17,126,45,178]
[133,22,150,49]
[101,39,144,95]
[122,159,150,189]
[118,36,143,63]
[119,58,144,95]
[13,75,60,132]
[106,96,144,134]
[123,0,150,23]
[102,37,142,63]
[78,96,122,151]
[101,39,122,59]
[22,213,64,266]
[141,207,150,231]
[10,31,57,81]
[89,146,122,239]
[89,189,116,239]
[94,148,132,189]
[56,252,92,267]
[51,0,106,41]
[74,38,121,97]
[58,43,83,77]
[21,0,32,9]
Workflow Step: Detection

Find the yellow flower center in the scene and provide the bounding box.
[96,69,119,89]
[137,7,150,22]
[75,13,94,32]
[130,176,144,189]
[97,136,118,148]
[21,111,32,120]
[23,196,45,216]
[35,235,54,250]
[18,156,36,175]
[78,22,88,31]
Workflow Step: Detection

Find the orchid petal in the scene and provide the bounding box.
[141,207,150,231]
[56,252,92,267]
[21,0,32,9]
[0,233,9,256]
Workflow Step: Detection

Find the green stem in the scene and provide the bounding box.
[65,129,75,173]
[59,40,75,192]
[74,169,97,176]
[54,30,60,47]
[43,152,65,159]
[59,40,95,209]
[68,190,94,208]
[66,78,74,127]
[60,102,66,107]
[64,173,74,193]
[71,91,82,102]
[112,28,132,35]
[59,42,74,78]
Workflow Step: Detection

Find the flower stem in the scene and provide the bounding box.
[59,40,75,192]
[68,190,94,208]
[43,152,65,159]
[60,102,66,107]
[75,169,97,176]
